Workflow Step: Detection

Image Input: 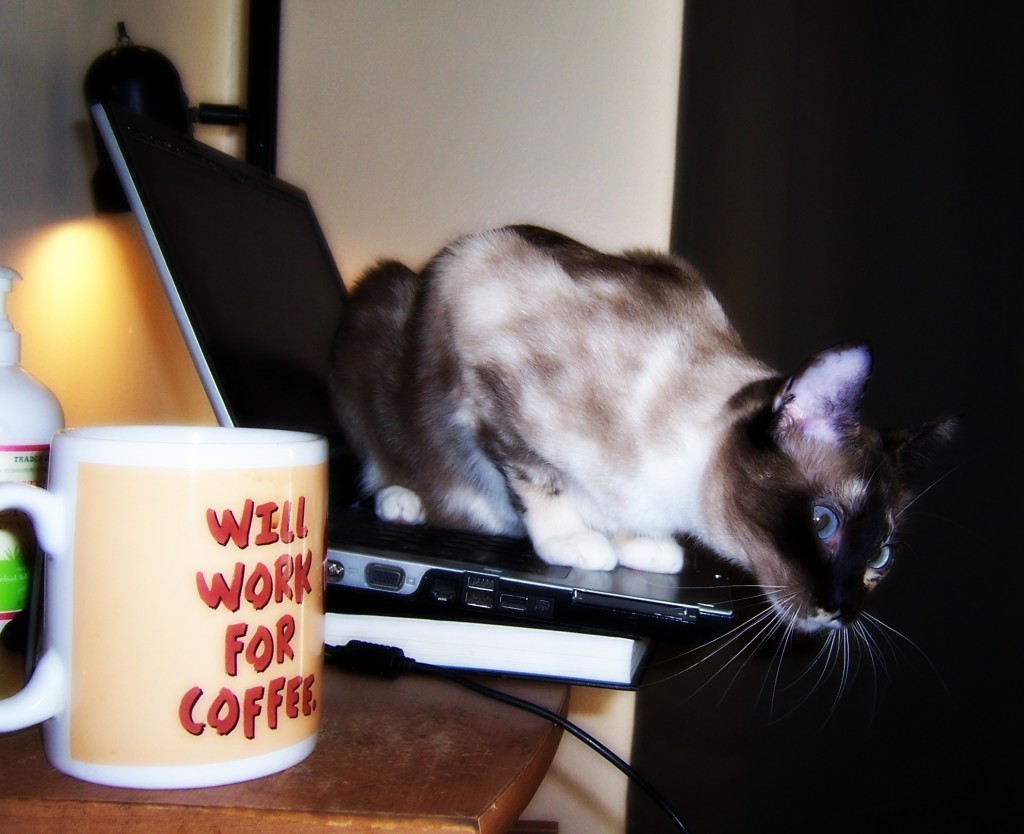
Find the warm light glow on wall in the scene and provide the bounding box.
[6,215,216,428]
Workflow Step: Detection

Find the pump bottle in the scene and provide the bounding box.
[0,266,64,632]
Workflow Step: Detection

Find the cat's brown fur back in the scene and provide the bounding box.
[330,225,953,633]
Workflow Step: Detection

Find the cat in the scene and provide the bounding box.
[329,225,954,636]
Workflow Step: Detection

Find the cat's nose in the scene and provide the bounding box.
[809,608,845,630]
[831,611,851,628]
[822,612,845,630]
[824,581,866,625]
[829,604,863,627]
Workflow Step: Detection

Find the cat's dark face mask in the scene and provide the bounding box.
[777,464,898,633]
[719,450,891,633]
[811,486,894,625]
[714,343,954,635]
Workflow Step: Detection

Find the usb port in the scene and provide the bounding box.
[499,593,529,612]
[466,574,498,591]
[465,589,494,608]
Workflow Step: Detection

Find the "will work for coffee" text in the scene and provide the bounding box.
[179,497,321,741]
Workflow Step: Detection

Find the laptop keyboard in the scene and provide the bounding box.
[330,506,545,572]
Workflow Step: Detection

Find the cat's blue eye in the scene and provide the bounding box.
[812,505,839,539]
[868,544,892,571]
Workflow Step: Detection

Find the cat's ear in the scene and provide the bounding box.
[883,416,958,473]
[772,343,872,445]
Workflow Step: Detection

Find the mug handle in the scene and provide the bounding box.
[0,483,66,731]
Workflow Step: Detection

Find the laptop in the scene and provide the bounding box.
[91,101,734,640]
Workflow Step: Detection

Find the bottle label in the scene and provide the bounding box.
[0,443,49,623]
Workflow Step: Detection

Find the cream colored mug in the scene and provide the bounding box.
[0,426,328,788]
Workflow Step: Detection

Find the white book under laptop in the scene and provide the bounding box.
[325,611,651,688]
[91,100,734,646]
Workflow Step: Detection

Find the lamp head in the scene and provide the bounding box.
[84,23,192,212]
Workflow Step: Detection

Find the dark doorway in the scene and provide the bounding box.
[630,3,1022,832]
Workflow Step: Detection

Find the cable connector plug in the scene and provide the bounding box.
[325,640,416,678]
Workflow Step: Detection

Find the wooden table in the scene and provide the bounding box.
[0,649,567,833]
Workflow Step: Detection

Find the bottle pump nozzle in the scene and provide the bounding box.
[0,266,22,365]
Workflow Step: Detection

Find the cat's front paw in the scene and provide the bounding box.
[615,536,684,574]
[534,531,619,571]
[375,485,427,524]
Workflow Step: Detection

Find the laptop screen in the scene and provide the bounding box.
[94,103,347,446]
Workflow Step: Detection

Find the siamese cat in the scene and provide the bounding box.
[330,225,953,636]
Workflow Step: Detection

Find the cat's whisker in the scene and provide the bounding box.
[771,627,842,720]
[894,463,961,521]
[643,597,799,699]
[643,611,772,675]
[861,612,949,698]
[715,604,796,705]
[648,591,787,658]
[897,507,979,542]
[825,627,859,723]
[852,619,887,719]
[826,627,853,721]
[862,456,887,490]
[795,612,877,721]
[815,630,849,719]
[766,606,948,724]
[646,588,945,722]
[762,601,801,717]
[855,618,890,681]
[644,603,783,682]
[730,588,788,606]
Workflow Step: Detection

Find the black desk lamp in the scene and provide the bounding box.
[83,5,279,212]
[83,22,193,213]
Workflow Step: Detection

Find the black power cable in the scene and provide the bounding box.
[325,640,691,833]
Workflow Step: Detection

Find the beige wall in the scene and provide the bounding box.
[279,0,683,283]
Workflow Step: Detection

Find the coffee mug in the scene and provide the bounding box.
[0,426,328,789]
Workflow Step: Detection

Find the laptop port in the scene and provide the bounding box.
[498,593,529,612]
[426,575,458,603]
[365,564,406,590]
[465,589,495,608]
[466,574,498,591]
